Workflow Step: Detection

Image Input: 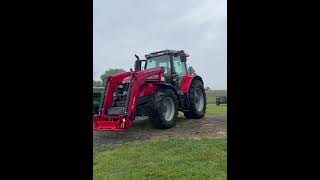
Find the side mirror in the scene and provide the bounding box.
[181,55,187,62]
[188,66,195,74]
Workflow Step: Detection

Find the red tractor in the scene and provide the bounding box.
[93,50,207,131]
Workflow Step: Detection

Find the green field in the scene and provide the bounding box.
[206,104,227,116]
[178,104,227,118]
[205,90,227,115]
[206,95,216,104]
[206,90,227,104]
[178,90,227,117]
[94,138,227,180]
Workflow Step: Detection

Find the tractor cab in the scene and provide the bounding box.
[135,50,194,90]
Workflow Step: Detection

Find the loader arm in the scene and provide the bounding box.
[93,67,165,131]
[126,67,165,122]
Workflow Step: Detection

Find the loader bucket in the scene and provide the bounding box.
[93,114,132,131]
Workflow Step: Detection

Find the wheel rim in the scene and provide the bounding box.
[162,97,175,121]
[194,88,204,112]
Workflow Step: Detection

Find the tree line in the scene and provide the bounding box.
[93,68,125,87]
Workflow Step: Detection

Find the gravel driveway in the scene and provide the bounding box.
[93,114,227,149]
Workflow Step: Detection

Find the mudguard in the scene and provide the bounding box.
[155,83,180,97]
[180,74,204,93]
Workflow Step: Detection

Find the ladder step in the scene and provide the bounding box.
[114,100,125,107]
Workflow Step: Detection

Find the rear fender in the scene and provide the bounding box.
[180,74,203,93]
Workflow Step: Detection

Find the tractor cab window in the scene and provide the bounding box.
[145,55,171,75]
[172,55,187,76]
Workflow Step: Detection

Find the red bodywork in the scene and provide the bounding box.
[93,67,165,131]
[93,65,199,131]
[180,74,195,93]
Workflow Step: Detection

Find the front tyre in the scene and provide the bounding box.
[147,89,178,129]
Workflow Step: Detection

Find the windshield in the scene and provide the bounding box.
[145,55,171,75]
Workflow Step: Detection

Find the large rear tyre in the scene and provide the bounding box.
[147,89,178,129]
[184,79,207,119]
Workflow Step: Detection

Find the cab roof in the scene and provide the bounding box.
[145,49,189,59]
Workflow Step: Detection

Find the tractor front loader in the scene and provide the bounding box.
[94,67,165,131]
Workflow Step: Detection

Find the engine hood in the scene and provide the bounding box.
[121,76,131,83]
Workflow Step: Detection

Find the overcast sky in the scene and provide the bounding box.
[94,0,227,89]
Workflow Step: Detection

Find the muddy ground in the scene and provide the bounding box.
[93,115,227,149]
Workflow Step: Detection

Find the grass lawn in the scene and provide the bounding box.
[94,138,227,180]
[206,104,227,116]
[206,95,216,104]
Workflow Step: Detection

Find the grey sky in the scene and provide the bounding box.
[94,0,227,89]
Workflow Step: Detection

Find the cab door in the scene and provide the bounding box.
[172,54,188,90]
